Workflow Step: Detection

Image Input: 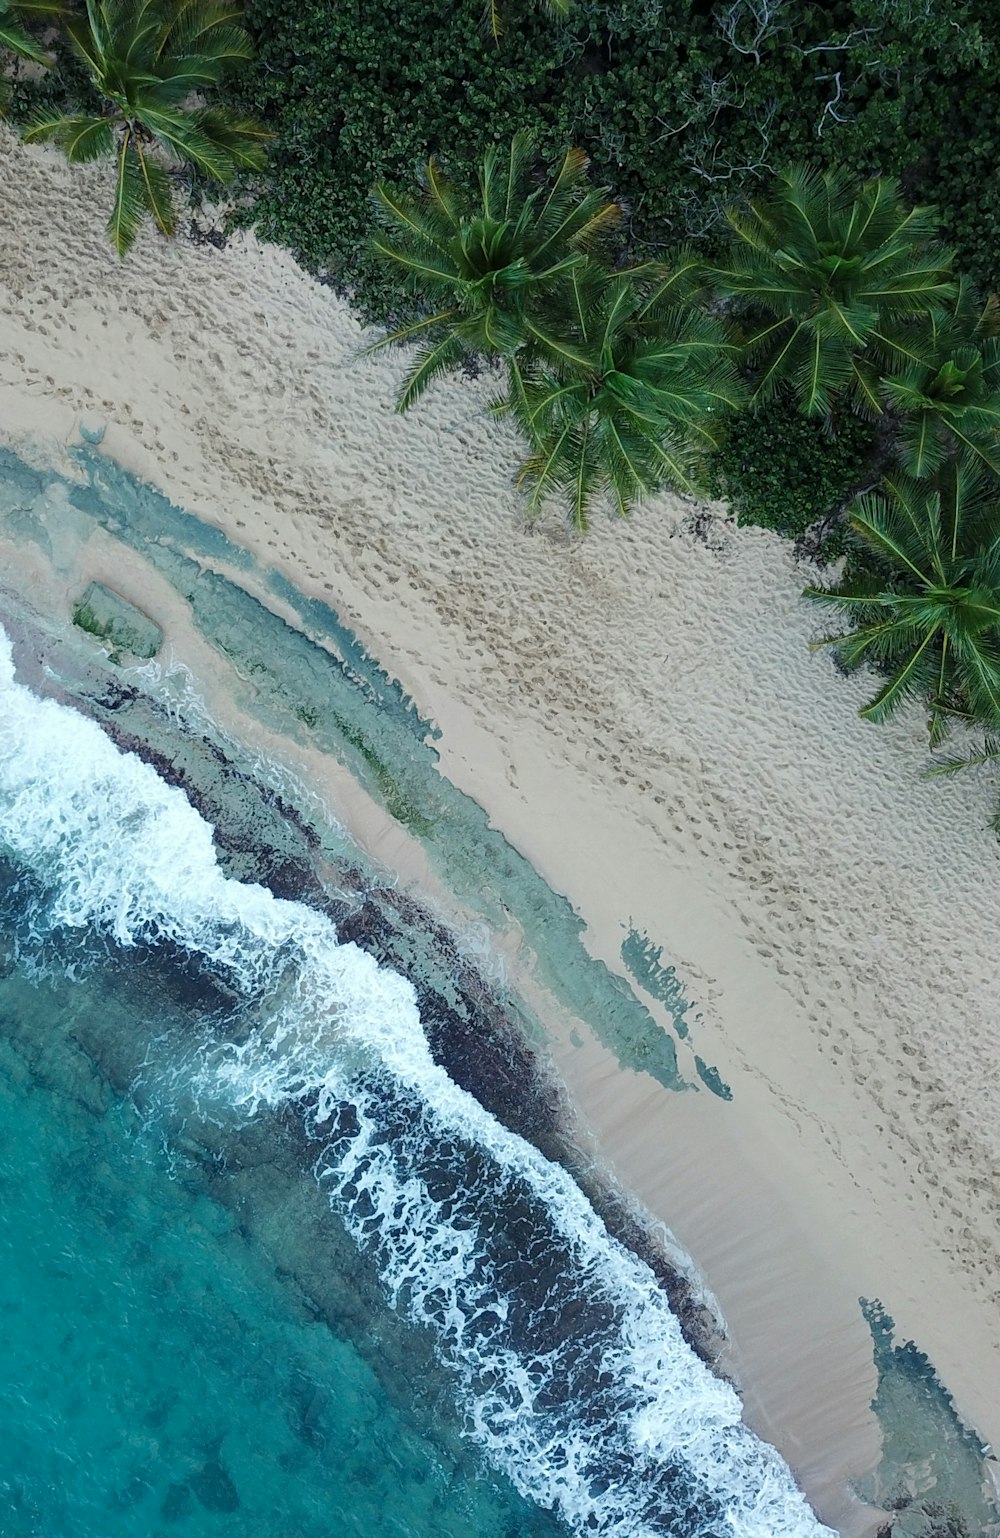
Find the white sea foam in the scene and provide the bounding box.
[0,627,835,1538]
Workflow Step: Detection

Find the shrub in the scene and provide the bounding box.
[707,399,877,552]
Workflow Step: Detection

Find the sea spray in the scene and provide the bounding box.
[0,628,834,1538]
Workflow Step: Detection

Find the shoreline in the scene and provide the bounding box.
[3,130,1000,1534]
[1,579,725,1364]
[0,586,723,1365]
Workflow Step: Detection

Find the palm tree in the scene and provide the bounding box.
[497,257,743,528]
[369,132,620,410]
[23,0,268,254]
[880,280,1000,477]
[806,455,1000,742]
[712,166,957,422]
[1,0,61,109]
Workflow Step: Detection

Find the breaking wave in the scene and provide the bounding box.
[0,628,832,1538]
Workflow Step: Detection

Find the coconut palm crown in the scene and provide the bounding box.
[497,256,743,528]
[880,280,1000,478]
[712,166,957,421]
[807,455,1000,742]
[369,132,621,411]
[23,0,268,254]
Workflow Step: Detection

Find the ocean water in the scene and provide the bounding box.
[0,963,558,1538]
[0,625,834,1538]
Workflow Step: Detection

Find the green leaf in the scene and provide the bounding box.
[134,137,177,236]
[139,105,237,180]
[107,132,148,255]
[396,333,465,411]
[859,627,941,722]
[54,114,115,162]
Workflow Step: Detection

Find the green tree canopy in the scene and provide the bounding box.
[498,257,743,528]
[369,132,620,410]
[23,0,268,253]
[881,281,1000,478]
[807,455,1000,742]
[712,166,957,422]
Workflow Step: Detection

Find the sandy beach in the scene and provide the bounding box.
[2,129,999,1532]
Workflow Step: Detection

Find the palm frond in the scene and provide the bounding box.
[134,134,177,234]
[715,166,954,419]
[925,734,1000,777]
[189,106,269,169]
[107,131,148,253]
[396,334,466,412]
[23,111,111,161]
[482,0,501,40]
[0,0,55,63]
[139,104,241,178]
[858,628,941,721]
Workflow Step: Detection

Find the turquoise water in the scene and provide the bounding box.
[0,625,836,1538]
[1,443,997,1538]
[0,952,558,1538]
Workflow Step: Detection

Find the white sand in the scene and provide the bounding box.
[2,131,1000,1532]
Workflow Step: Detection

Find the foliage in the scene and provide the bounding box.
[23,0,267,254]
[227,0,1000,322]
[0,0,60,65]
[707,395,876,549]
[847,0,1000,296]
[711,166,956,421]
[880,280,1000,478]
[18,0,1000,312]
[234,0,573,317]
[497,257,743,527]
[485,0,569,48]
[369,133,620,409]
[806,456,1000,742]
[0,0,62,113]
[925,731,1000,833]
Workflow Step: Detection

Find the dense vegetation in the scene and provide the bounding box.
[226,0,1000,560]
[232,0,1000,318]
[8,0,1000,819]
[706,400,876,548]
[369,156,968,539]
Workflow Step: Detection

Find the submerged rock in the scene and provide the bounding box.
[72,582,162,660]
[189,1456,240,1513]
[160,1482,193,1523]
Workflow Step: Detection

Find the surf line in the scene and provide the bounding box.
[0,626,832,1538]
